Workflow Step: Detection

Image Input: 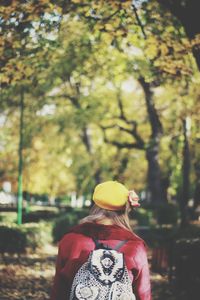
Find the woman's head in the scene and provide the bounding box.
[80,181,140,232]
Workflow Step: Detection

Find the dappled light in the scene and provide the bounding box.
[1,0,200,299]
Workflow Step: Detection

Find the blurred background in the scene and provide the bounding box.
[0,0,200,299]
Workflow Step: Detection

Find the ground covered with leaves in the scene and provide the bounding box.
[0,246,176,300]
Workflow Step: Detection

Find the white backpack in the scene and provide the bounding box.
[69,239,136,300]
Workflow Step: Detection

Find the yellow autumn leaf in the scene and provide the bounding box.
[160,44,169,56]
[105,24,114,31]
[71,0,83,3]
[0,73,10,83]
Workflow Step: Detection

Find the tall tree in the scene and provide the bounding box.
[158,0,200,70]
[102,77,165,204]
[138,77,164,204]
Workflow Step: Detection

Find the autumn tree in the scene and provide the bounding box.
[157,0,200,70]
[1,0,200,227]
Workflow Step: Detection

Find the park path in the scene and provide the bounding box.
[0,245,175,300]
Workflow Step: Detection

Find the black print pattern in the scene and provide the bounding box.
[69,249,136,300]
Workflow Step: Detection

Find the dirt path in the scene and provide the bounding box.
[0,245,175,300]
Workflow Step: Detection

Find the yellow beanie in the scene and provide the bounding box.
[92,181,129,211]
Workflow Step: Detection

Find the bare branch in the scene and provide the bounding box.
[117,90,126,120]
[65,79,81,108]
[109,140,143,150]
[101,125,144,150]
[78,9,120,22]
[132,4,147,39]
[101,123,137,137]
[101,124,116,130]
[117,125,134,135]
[115,91,145,146]
[116,91,138,127]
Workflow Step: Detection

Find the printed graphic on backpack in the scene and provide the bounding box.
[69,240,136,300]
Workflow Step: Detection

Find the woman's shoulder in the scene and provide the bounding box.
[58,231,93,257]
[126,237,147,253]
[66,222,144,241]
[59,230,90,245]
[58,222,147,250]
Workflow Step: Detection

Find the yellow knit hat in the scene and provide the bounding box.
[92,181,129,211]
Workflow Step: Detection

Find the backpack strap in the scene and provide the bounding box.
[93,238,128,251]
[93,238,102,249]
[114,240,128,251]
[93,238,113,250]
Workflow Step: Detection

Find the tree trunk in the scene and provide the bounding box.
[180,118,190,227]
[146,142,165,204]
[194,162,200,209]
[161,175,170,203]
[102,78,166,204]
[81,126,92,154]
[17,90,24,225]
[139,77,165,204]
[113,156,129,182]
[81,126,102,185]
[94,168,101,184]
[67,85,102,186]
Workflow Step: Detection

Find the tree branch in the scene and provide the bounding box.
[132,4,147,39]
[116,91,145,147]
[78,9,120,22]
[106,139,143,150]
[101,125,144,150]
[65,79,81,108]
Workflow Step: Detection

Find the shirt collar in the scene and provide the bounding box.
[70,222,143,242]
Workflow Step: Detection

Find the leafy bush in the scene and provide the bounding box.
[22,223,51,250]
[173,237,200,297]
[52,208,89,243]
[155,203,179,225]
[75,208,89,220]
[0,212,17,223]
[22,210,59,223]
[129,208,154,226]
[0,225,27,254]
[141,224,200,248]
[135,226,177,248]
[175,224,200,239]
[52,214,78,243]
[0,222,51,255]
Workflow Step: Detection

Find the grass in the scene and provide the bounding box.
[0,212,17,223]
